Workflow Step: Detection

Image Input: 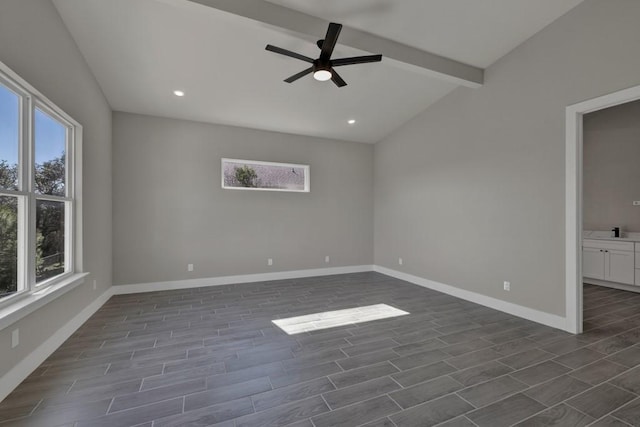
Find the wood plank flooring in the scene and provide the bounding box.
[1,273,640,426]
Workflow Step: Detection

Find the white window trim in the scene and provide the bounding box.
[221,158,310,192]
[0,60,84,321]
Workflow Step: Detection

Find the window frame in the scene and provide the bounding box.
[0,61,83,309]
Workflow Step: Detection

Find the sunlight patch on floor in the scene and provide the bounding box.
[272,304,409,335]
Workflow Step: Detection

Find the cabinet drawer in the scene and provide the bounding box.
[583,239,634,252]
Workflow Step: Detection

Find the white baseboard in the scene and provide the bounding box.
[112,265,375,295]
[0,287,114,403]
[374,266,569,332]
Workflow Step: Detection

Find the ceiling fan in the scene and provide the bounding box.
[265,22,382,88]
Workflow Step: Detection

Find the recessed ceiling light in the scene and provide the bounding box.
[348,119,356,125]
[173,90,185,97]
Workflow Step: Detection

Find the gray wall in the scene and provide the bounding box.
[583,99,640,232]
[374,0,640,316]
[0,0,112,377]
[112,113,373,285]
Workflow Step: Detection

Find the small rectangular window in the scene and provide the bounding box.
[222,158,309,192]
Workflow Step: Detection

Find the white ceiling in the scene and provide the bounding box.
[53,0,584,143]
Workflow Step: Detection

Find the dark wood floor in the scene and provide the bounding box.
[1,273,640,426]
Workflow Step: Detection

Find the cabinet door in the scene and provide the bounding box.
[606,250,635,285]
[583,247,605,280]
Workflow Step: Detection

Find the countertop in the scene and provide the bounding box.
[583,230,640,243]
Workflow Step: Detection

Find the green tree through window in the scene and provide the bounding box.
[234,165,258,187]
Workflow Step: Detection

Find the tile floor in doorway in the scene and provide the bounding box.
[1,274,640,426]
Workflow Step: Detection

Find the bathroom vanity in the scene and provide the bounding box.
[583,231,640,291]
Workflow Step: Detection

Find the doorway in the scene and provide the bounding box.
[565,84,640,334]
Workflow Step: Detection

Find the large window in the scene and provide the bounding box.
[0,65,80,303]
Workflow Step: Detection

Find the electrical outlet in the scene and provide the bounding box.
[398,258,403,266]
[325,256,330,263]
[187,263,194,272]
[633,201,640,206]
[92,279,97,290]
[267,258,273,266]
[11,329,19,348]
[503,281,511,291]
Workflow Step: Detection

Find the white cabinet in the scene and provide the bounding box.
[607,250,635,284]
[583,239,635,286]
[583,247,605,280]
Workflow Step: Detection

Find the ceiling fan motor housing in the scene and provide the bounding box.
[313,59,331,73]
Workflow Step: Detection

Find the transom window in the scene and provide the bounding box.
[0,64,80,303]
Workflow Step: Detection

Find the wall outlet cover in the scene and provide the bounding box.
[11,329,19,348]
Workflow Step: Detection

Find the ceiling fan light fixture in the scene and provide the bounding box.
[313,69,332,81]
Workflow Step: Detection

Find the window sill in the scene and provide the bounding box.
[0,273,89,331]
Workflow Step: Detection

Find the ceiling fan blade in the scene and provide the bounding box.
[284,67,314,83]
[330,69,347,87]
[319,23,342,61]
[266,45,314,63]
[331,54,383,67]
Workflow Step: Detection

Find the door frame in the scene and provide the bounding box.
[565,84,640,334]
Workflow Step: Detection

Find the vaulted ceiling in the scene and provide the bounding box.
[53,0,583,143]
